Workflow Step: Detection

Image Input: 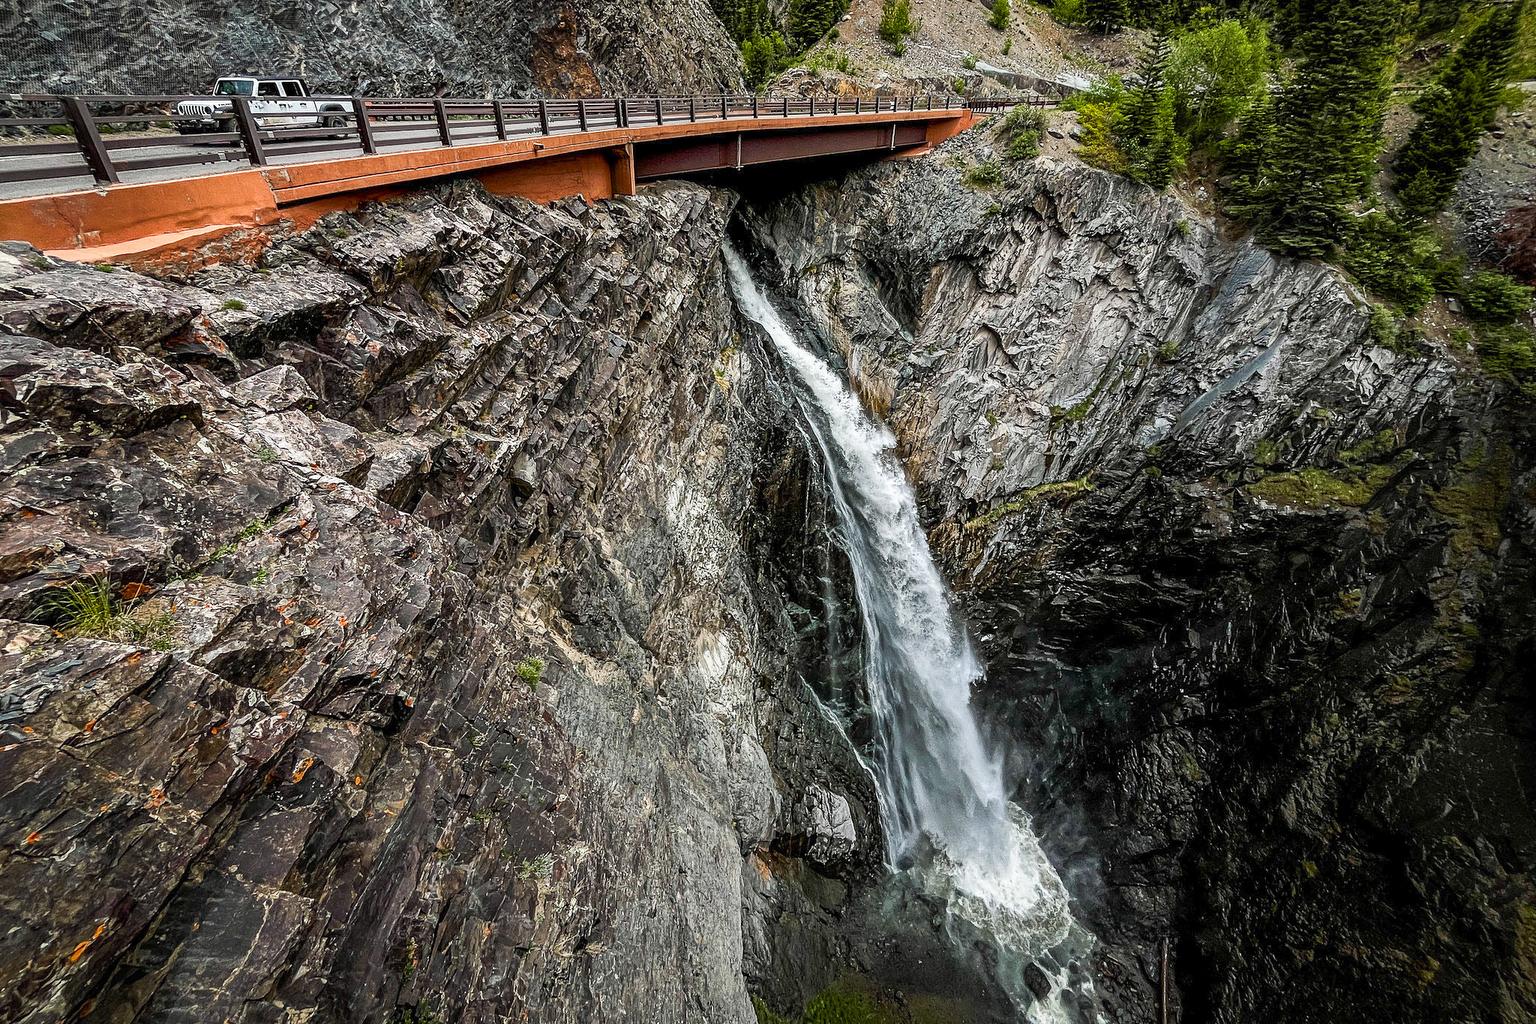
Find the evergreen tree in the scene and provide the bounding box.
[1255,0,1402,257]
[879,0,919,47]
[1393,1,1523,219]
[742,31,791,86]
[1115,29,1184,188]
[990,0,1013,30]
[1219,86,1276,215]
[1122,27,1174,146]
[1138,87,1183,187]
[788,0,848,48]
[713,0,774,40]
[1086,0,1132,32]
[1414,0,1467,36]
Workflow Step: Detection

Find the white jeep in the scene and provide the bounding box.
[175,76,349,134]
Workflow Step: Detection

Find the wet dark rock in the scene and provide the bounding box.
[741,137,1536,1024]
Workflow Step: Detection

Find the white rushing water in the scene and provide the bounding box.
[724,246,1078,1017]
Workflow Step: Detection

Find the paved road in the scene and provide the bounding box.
[0,112,632,200]
[0,103,939,200]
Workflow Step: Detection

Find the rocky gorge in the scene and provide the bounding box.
[0,101,1533,1024]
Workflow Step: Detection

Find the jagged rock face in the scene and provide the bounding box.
[742,139,1536,1024]
[0,0,742,97]
[0,182,881,1023]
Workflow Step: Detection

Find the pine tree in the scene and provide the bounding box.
[1255,0,1402,257]
[1219,86,1276,215]
[788,0,847,47]
[1122,28,1174,148]
[1138,87,1182,187]
[1393,1,1523,219]
[879,0,918,47]
[1085,0,1131,32]
[990,0,1012,30]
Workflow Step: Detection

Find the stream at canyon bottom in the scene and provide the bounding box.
[724,245,1086,1022]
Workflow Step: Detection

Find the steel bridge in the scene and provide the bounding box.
[0,92,1043,264]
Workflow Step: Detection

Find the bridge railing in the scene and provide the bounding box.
[0,91,1054,191]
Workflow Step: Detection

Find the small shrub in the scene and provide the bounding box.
[1338,213,1436,313]
[1052,0,1087,25]
[953,78,967,94]
[517,852,555,880]
[1365,304,1402,352]
[753,996,796,1024]
[802,986,896,1024]
[221,298,248,311]
[1462,271,1534,324]
[998,103,1046,161]
[879,0,918,48]
[516,657,545,689]
[1062,78,1128,171]
[1475,324,1536,396]
[963,55,979,70]
[964,160,1003,187]
[1003,35,1014,54]
[990,0,1011,30]
[1156,338,1181,362]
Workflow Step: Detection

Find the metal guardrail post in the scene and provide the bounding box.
[58,96,119,184]
[783,96,790,117]
[752,95,759,118]
[352,97,377,154]
[855,96,861,114]
[538,99,550,135]
[229,95,267,166]
[493,100,508,140]
[689,97,697,122]
[578,99,589,132]
[618,98,628,128]
[655,97,664,124]
[433,98,452,146]
[833,95,839,115]
[721,95,728,120]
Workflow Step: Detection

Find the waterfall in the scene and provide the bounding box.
[724,245,1081,1019]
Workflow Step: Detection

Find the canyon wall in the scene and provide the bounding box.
[741,133,1536,1024]
[0,182,881,1024]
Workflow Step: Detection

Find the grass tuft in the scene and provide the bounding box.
[45,576,178,649]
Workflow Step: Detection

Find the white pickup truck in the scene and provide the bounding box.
[175,77,350,135]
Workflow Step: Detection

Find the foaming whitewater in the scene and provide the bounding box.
[724,245,1083,1020]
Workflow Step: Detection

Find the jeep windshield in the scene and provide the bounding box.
[214,80,254,95]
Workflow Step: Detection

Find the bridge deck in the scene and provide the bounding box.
[0,94,1023,263]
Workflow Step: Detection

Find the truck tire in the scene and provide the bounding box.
[319,105,347,137]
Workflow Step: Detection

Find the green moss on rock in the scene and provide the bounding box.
[1246,464,1395,510]
[1429,444,1510,557]
[965,476,1094,530]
